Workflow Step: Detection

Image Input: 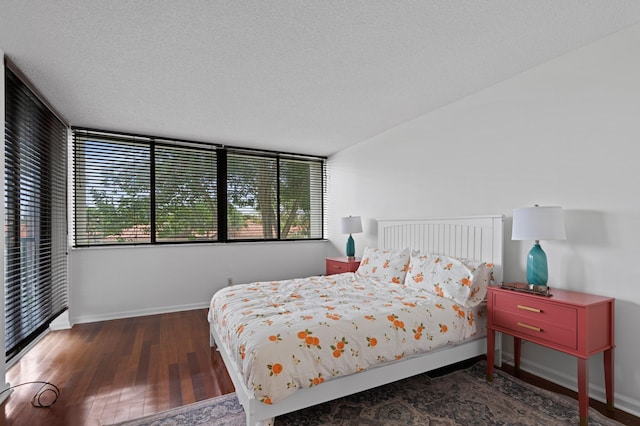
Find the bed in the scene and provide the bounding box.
[208,215,504,425]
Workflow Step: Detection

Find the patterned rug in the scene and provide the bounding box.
[108,361,622,425]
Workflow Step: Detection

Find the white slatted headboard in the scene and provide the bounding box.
[378,215,504,284]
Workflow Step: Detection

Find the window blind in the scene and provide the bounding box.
[227,151,325,241]
[73,130,151,245]
[227,152,278,239]
[154,142,218,242]
[4,67,68,361]
[279,157,324,240]
[73,128,326,246]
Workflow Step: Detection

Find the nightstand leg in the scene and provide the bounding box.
[486,329,495,381]
[604,348,614,412]
[578,358,589,426]
[513,336,522,373]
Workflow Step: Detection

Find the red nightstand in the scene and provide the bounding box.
[326,257,361,275]
[486,285,615,426]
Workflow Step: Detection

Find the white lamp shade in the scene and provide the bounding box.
[340,216,363,234]
[512,206,566,241]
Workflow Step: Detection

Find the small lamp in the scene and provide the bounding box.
[512,205,566,286]
[340,216,363,258]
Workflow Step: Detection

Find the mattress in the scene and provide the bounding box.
[208,272,486,405]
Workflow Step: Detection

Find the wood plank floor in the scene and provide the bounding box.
[2,309,638,425]
[2,309,234,426]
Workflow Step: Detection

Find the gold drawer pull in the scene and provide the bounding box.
[517,322,542,332]
[517,304,542,313]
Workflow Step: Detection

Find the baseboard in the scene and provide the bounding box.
[0,384,12,405]
[71,301,210,324]
[49,310,72,330]
[502,350,640,419]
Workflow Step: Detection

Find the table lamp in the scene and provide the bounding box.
[512,205,566,286]
[340,216,362,258]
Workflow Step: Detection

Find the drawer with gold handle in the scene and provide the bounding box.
[517,322,542,332]
[517,304,542,313]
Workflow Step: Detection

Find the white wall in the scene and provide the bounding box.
[69,240,328,323]
[327,23,640,417]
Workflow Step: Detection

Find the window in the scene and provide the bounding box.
[227,152,277,239]
[279,157,324,240]
[74,133,151,245]
[73,129,325,246]
[4,67,68,361]
[226,151,324,240]
[155,142,217,242]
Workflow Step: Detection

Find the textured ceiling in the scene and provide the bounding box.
[1,1,639,156]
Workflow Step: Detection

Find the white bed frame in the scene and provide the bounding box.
[210,215,504,425]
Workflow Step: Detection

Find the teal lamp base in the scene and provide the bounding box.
[526,242,548,285]
[346,234,355,257]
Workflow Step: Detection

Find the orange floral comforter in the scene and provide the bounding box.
[208,272,485,405]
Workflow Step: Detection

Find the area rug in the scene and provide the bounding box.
[108,361,622,425]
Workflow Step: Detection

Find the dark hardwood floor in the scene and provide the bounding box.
[498,363,639,426]
[1,309,637,425]
[2,309,234,426]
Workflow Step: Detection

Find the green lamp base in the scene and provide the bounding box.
[346,234,355,257]
[526,242,548,285]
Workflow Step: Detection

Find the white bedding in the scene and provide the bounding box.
[208,272,486,405]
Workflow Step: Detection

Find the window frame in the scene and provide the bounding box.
[72,128,326,247]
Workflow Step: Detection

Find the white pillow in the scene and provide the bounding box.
[356,247,411,284]
[405,252,493,307]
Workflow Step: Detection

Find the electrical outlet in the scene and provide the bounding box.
[227,277,233,286]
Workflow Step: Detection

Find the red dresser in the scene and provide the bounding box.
[325,257,361,275]
[486,285,615,426]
